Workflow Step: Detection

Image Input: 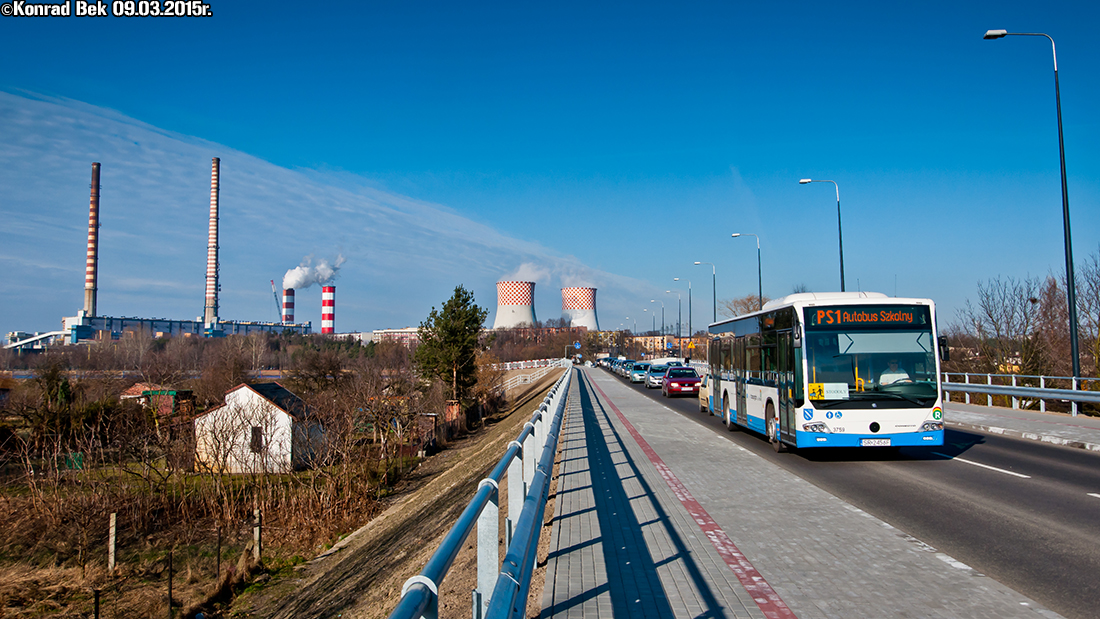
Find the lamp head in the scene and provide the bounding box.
[984,29,1008,39]
[731,233,741,238]
[694,261,701,265]
[799,178,812,184]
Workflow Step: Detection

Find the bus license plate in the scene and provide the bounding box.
[861,438,891,447]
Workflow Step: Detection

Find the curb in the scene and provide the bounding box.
[945,420,1100,453]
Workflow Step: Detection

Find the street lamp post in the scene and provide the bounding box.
[984,28,1080,381]
[675,277,692,339]
[799,179,845,292]
[731,233,762,311]
[666,290,682,357]
[651,299,664,336]
[694,261,716,323]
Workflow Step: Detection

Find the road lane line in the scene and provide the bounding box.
[933,453,1031,478]
[1088,493,1100,499]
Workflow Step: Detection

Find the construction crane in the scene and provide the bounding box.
[271,280,281,321]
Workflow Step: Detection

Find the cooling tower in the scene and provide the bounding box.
[492,281,537,329]
[203,157,220,329]
[321,285,335,334]
[562,287,599,330]
[84,162,101,317]
[282,289,295,323]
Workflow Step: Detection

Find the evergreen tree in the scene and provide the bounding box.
[415,285,489,402]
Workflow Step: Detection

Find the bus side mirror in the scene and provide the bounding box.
[938,335,950,362]
[793,326,802,349]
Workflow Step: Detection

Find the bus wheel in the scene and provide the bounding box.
[724,394,737,431]
[766,402,784,453]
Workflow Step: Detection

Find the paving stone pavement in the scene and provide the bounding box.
[541,368,1065,619]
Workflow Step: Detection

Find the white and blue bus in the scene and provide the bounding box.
[704,292,947,451]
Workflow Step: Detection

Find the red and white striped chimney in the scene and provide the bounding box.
[282,288,295,323]
[321,285,335,334]
[203,157,220,329]
[84,162,101,317]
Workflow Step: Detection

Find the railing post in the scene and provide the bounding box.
[1072,377,1079,417]
[1040,376,1046,412]
[473,479,499,619]
[943,373,950,403]
[507,441,523,547]
[523,423,536,487]
[965,373,970,404]
[986,374,992,407]
[1012,375,1018,409]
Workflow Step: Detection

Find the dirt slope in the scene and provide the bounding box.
[231,369,567,619]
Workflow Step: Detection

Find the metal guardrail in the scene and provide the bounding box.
[388,367,572,619]
[942,372,1100,416]
[499,360,570,394]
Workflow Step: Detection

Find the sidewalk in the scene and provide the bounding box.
[542,367,1064,619]
[944,401,1100,451]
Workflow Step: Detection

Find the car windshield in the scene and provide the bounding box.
[668,368,697,378]
[804,305,938,407]
[634,364,650,372]
[649,366,668,375]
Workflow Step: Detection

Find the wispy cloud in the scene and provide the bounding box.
[0,90,655,333]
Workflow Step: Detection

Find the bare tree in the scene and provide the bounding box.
[955,275,1042,374]
[718,294,773,318]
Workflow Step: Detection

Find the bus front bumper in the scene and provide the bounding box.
[795,429,944,448]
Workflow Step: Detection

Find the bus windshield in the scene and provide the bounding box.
[804,305,937,407]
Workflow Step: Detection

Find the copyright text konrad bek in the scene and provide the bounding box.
[1,0,213,17]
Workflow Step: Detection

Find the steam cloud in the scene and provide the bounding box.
[283,254,346,290]
[503,262,551,283]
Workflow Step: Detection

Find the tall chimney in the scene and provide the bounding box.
[322,286,335,334]
[203,157,220,328]
[282,288,295,323]
[83,162,101,317]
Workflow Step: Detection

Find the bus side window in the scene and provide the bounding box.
[793,347,804,407]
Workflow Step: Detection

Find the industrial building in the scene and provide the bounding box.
[4,159,313,352]
[491,280,538,329]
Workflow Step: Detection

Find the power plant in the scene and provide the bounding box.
[7,159,318,350]
[492,281,537,329]
[561,287,599,331]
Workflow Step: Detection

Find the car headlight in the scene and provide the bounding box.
[919,421,943,432]
[802,422,829,433]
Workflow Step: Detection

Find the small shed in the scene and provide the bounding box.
[193,382,323,474]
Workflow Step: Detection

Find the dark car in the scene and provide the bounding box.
[662,366,701,397]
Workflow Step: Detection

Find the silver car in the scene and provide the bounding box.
[645,365,668,388]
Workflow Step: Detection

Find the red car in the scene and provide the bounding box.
[661,367,700,397]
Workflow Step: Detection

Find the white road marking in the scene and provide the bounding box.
[933,453,1031,478]
[1088,493,1100,499]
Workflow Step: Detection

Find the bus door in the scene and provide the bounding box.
[736,339,748,425]
[778,331,794,440]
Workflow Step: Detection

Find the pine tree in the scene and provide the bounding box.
[415,285,489,402]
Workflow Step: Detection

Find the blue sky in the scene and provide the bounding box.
[2,1,1098,336]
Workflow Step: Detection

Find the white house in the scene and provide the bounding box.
[194,382,322,474]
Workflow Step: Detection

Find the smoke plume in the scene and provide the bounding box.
[283,254,346,290]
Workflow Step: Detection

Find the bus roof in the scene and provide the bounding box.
[707,292,936,332]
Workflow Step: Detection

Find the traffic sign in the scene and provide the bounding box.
[574,341,581,350]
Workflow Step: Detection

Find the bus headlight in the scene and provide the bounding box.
[803,422,830,433]
[920,421,943,432]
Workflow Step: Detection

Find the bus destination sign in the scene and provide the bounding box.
[805,305,930,329]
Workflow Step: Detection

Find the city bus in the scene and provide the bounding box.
[704,292,947,451]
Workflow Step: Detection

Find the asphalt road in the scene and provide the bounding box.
[609,370,1100,619]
